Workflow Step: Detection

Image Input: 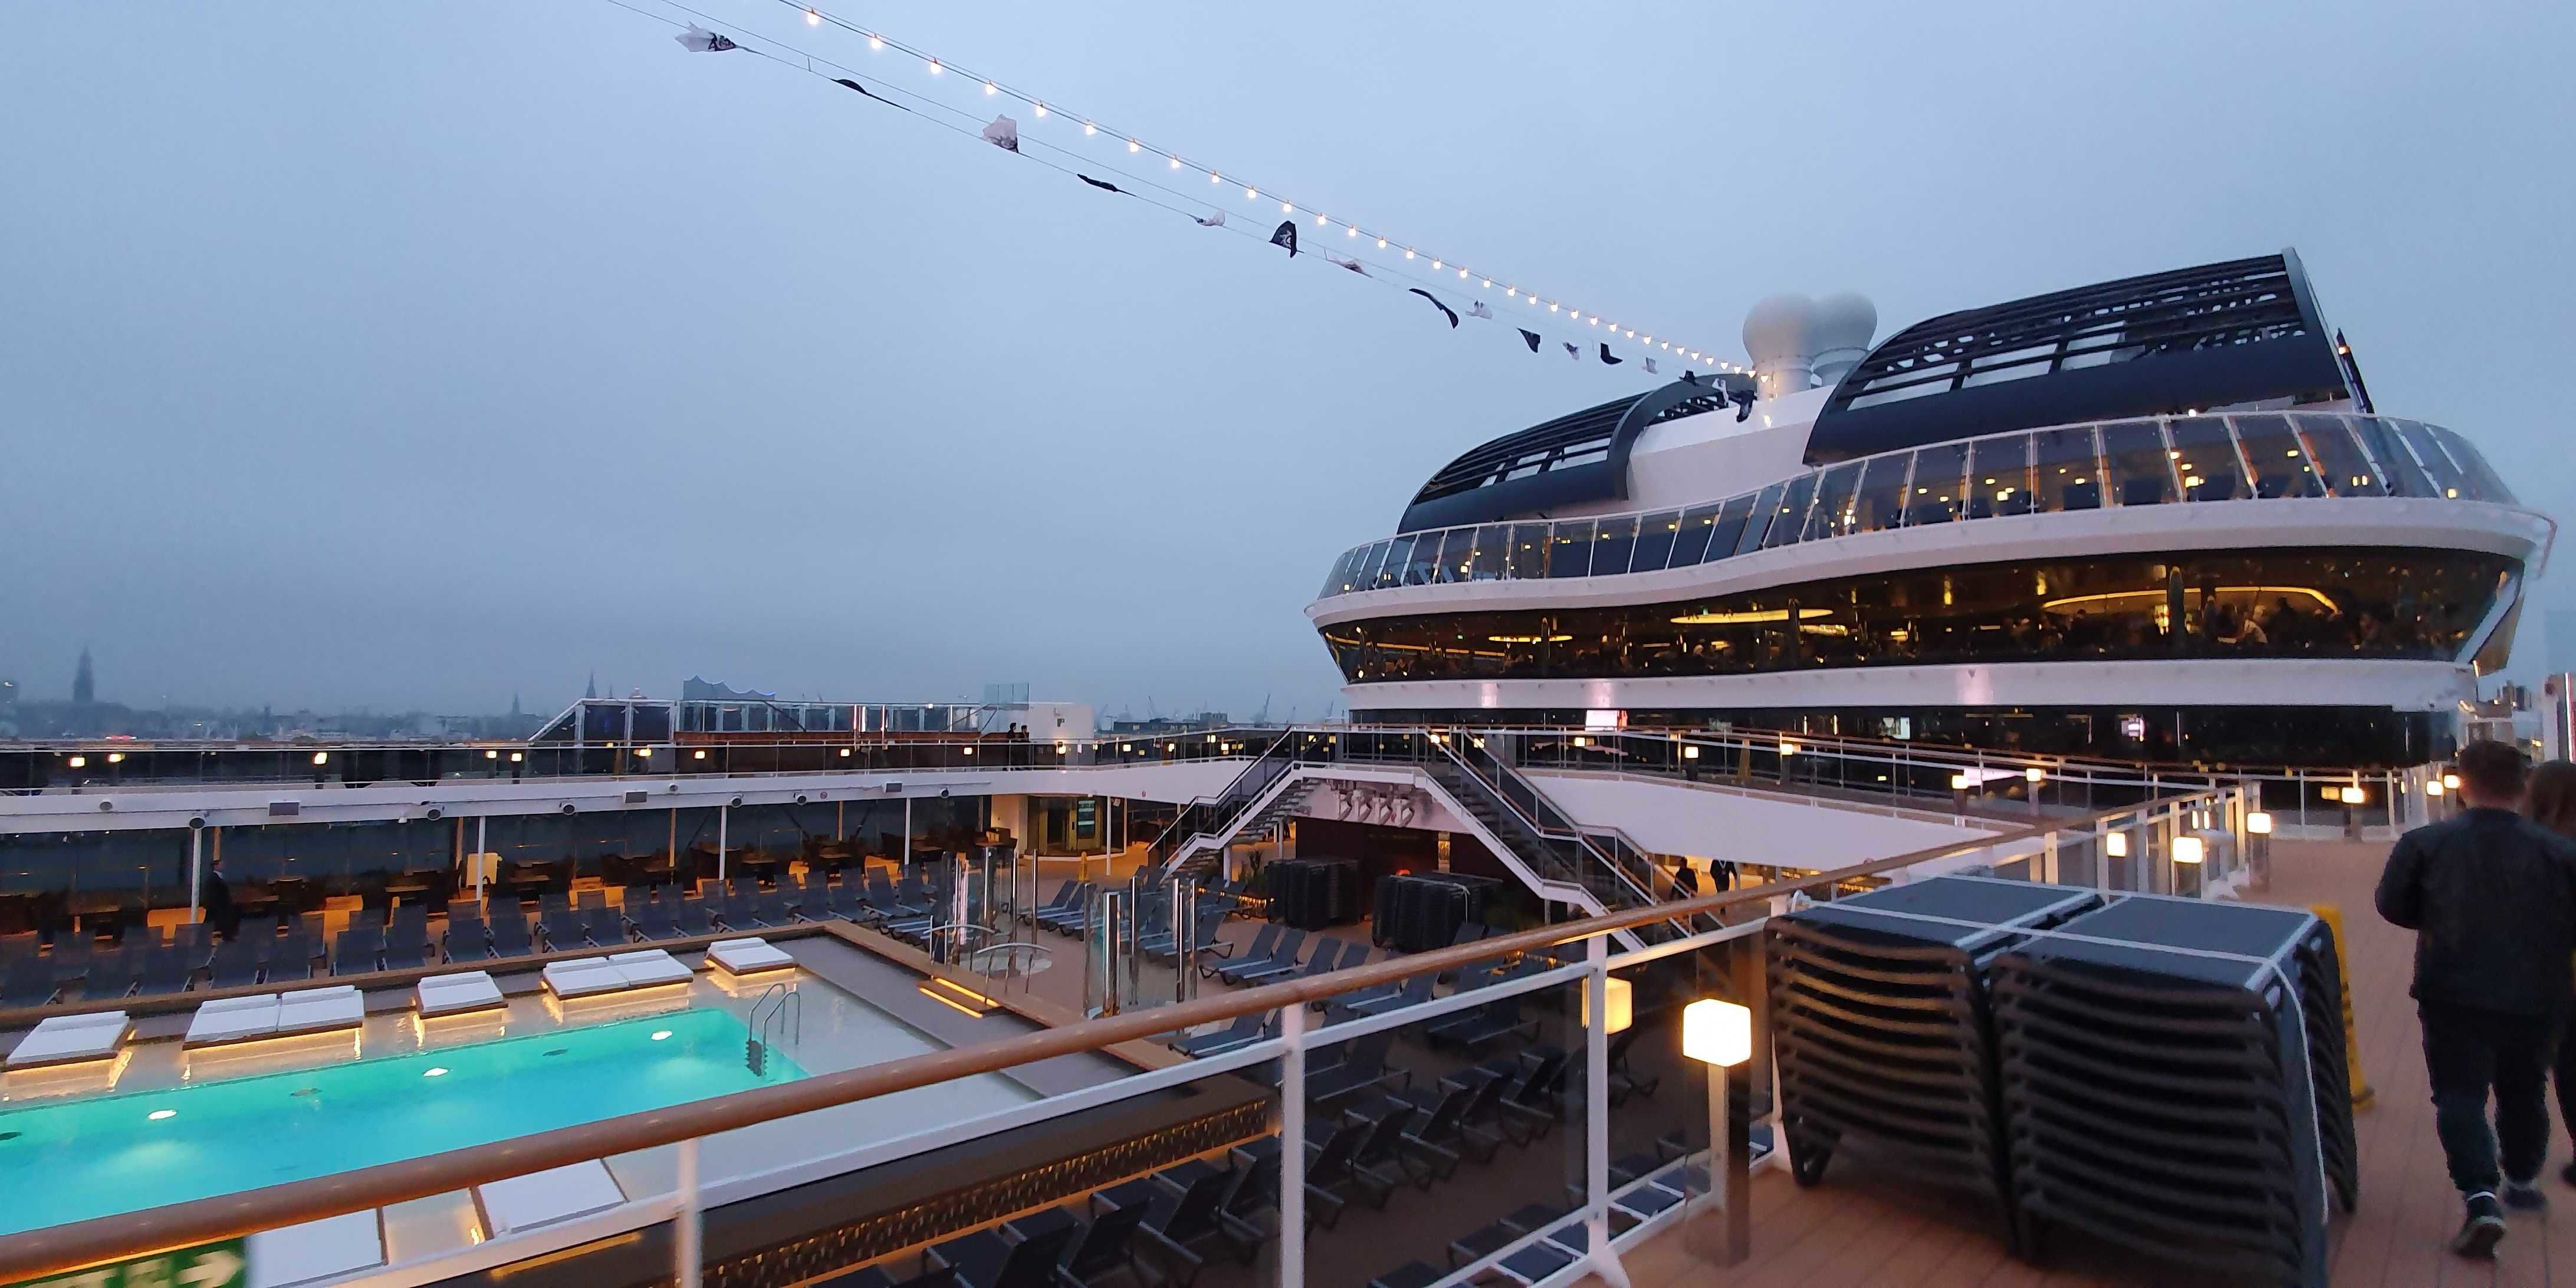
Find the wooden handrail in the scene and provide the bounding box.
[0,792,2222,1280]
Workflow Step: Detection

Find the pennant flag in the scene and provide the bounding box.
[1325,251,1368,275]
[1270,221,1299,257]
[1519,329,1542,352]
[1642,356,1659,374]
[1563,341,1580,360]
[1408,288,1459,328]
[830,78,912,112]
[677,24,739,52]
[1077,174,1125,194]
[1598,343,1624,366]
[1193,210,1227,228]
[980,115,1020,152]
[1469,301,1494,319]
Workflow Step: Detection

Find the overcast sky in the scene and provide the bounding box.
[4,1,2571,719]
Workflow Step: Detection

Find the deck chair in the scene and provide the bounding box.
[1,958,54,1008]
[488,911,535,958]
[584,906,630,948]
[76,948,139,1001]
[1491,1050,1572,1145]
[1213,929,1306,986]
[1304,1031,1405,1106]
[135,947,194,997]
[382,918,433,970]
[265,934,317,983]
[333,927,384,974]
[1171,1013,1270,1058]
[753,891,795,926]
[1201,923,1280,978]
[1094,1162,1243,1281]
[539,910,586,952]
[926,1219,1077,1288]
[208,941,262,989]
[1251,937,1352,988]
[444,914,494,962]
[632,898,681,941]
[671,896,716,938]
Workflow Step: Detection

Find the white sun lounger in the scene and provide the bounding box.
[416,970,505,1017]
[5,1010,133,1069]
[707,937,796,976]
[275,985,366,1037]
[540,958,627,999]
[607,949,691,988]
[186,994,282,1045]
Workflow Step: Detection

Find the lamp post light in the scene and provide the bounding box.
[1682,998,1753,1266]
[2246,810,2273,888]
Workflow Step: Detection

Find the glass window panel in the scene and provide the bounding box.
[2101,420,2177,507]
[1411,528,1453,584]
[2429,425,2516,504]
[1321,547,1361,598]
[1468,524,1508,580]
[1589,515,1639,576]
[1734,483,1786,554]
[2029,426,2102,512]
[1966,435,2033,519]
[1630,510,1682,573]
[1507,523,1551,579]
[1901,444,1969,525]
[1547,520,1596,577]
[2296,417,2385,497]
[1846,454,1912,533]
[1349,541,1391,591]
[1668,502,1723,567]
[1371,535,1414,589]
[1761,474,1819,549]
[2167,416,2249,502]
[1801,462,1864,540]
[2232,414,2324,498]
[2392,420,2472,500]
[2349,418,2434,498]
[1427,528,1471,584]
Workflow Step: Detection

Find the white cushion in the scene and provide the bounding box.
[186,994,282,1045]
[707,938,796,975]
[606,950,691,988]
[275,985,366,1036]
[247,1209,385,1288]
[6,1011,133,1067]
[541,958,626,999]
[416,971,504,1017]
[478,1160,627,1236]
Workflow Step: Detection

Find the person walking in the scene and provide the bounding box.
[2377,741,2576,1257]
[2522,760,2576,1182]
[201,855,236,942]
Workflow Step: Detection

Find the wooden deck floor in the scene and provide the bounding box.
[1597,837,2576,1287]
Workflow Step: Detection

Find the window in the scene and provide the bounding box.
[2100,420,2176,507]
[2428,425,2516,504]
[2296,418,2384,497]
[1507,523,1551,579]
[2167,417,2249,502]
[1468,525,1509,580]
[1630,510,1683,573]
[2392,420,2471,500]
[1667,503,1723,569]
[1965,434,2032,519]
[2348,418,2434,498]
[1801,462,1864,541]
[1846,452,1913,534]
[2029,425,2102,512]
[1547,520,1595,578]
[1591,515,1640,576]
[1902,444,1969,525]
[2232,415,2324,498]
[1371,535,1414,589]
[1734,484,1786,554]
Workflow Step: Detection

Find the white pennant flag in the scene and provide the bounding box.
[1193,211,1227,228]
[675,24,739,52]
[1642,356,1660,374]
[1468,301,1493,319]
[1325,252,1369,275]
[980,115,1020,152]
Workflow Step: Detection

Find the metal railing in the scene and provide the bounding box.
[0,779,2250,1286]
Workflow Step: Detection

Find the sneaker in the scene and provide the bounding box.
[2454,1191,2507,1258]
[2504,1178,2549,1211]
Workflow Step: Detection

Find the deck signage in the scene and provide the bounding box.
[8,1238,246,1288]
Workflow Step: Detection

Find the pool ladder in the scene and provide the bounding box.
[745,981,801,1077]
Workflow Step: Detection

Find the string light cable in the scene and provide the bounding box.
[599,0,1743,375]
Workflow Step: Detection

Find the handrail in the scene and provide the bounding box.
[1141,731,1300,873]
[0,788,2226,1282]
[1427,736,1666,918]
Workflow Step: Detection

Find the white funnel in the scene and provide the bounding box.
[1809,292,1878,387]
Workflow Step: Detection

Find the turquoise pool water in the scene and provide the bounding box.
[0,1007,801,1235]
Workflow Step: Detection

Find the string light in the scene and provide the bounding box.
[1315,212,1328,225]
[735,0,1747,371]
[1506,287,1517,298]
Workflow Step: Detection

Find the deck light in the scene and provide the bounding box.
[509,753,523,763]
[2105,830,2129,859]
[2173,836,2206,865]
[1572,736,1588,747]
[1585,976,1634,1034]
[486,750,499,760]
[2024,767,2046,783]
[635,747,652,758]
[840,747,852,757]
[962,747,974,756]
[148,1109,176,1121]
[1776,740,1799,757]
[1682,999,1750,1068]
[424,1066,449,1077]
[107,753,124,764]
[2247,811,2274,835]
[1683,746,1700,760]
[651,1030,673,1041]
[2425,778,2444,797]
[2339,786,2366,806]
[312,752,330,766]
[2443,773,2461,791]
[693,750,707,760]
[68,755,86,768]
[1950,773,1973,790]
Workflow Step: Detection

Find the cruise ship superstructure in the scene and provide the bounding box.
[1309,252,2551,764]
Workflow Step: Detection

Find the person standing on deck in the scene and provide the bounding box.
[2518,760,2576,1184]
[2377,741,2576,1258]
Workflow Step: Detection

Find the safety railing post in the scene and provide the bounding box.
[1279,1004,1306,1288]
[675,1137,702,1288]
[1583,933,1629,1286]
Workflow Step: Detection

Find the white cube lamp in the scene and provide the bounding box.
[1682,998,1752,1068]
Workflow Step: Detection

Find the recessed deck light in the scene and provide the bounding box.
[423,1067,449,1077]
[148,1109,176,1121]
[651,1030,673,1041]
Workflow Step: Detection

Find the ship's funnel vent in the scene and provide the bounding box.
[1743,292,1877,400]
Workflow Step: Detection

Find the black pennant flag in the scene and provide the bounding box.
[1598,343,1624,366]
[1408,288,1459,328]
[831,78,910,113]
[1563,341,1579,360]
[1519,329,1542,353]
[1077,174,1125,195]
[1270,221,1299,257]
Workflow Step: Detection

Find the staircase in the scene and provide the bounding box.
[1421,739,1689,935]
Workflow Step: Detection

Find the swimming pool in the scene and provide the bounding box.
[0,1007,800,1236]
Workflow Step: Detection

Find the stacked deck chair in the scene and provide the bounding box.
[1990,896,2355,1287]
[1767,875,2103,1250]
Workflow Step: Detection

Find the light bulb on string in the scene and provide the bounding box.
[1549,303,1559,312]
[983,80,997,95]
[1315,212,1328,225]
[804,8,820,24]
[1431,259,1441,269]
[1083,121,1096,136]
[1346,225,1358,237]
[1129,139,1141,153]
[1506,287,1517,298]
[1375,236,1387,248]
[868,32,882,48]
[1244,185,1258,200]
[1033,102,1047,117]
[1457,268,1468,278]
[1404,248,1414,259]
[1208,170,1220,183]
[926,58,941,73]
[1282,199,1293,213]
[1481,278,1491,287]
